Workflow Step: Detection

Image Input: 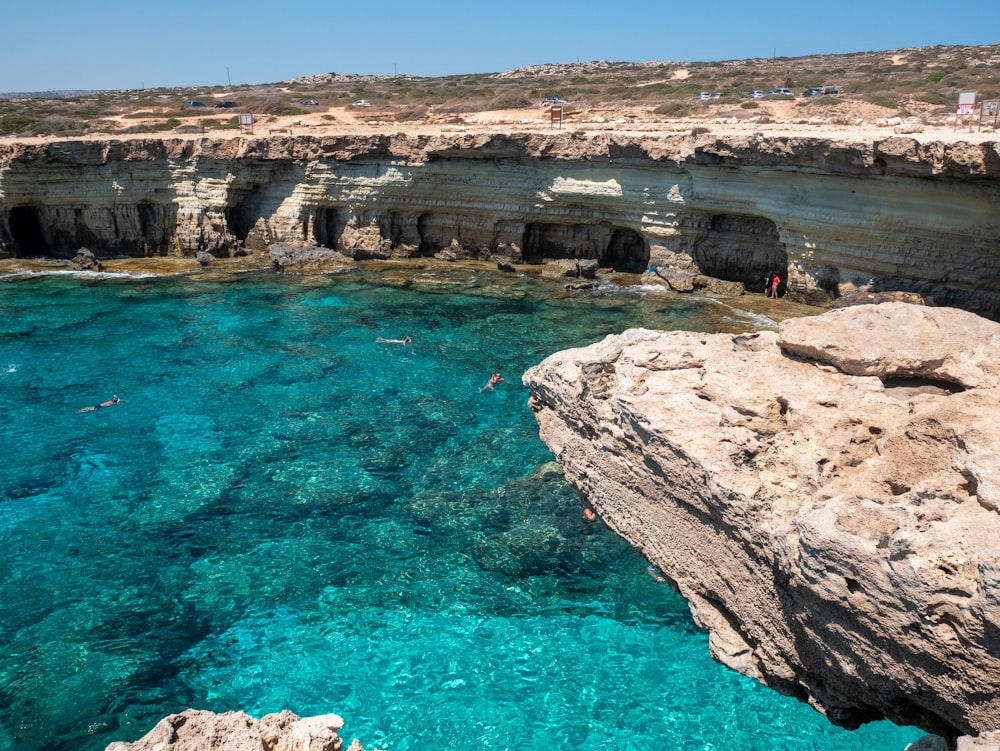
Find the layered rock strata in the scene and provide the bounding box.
[1,134,999,314]
[523,303,1000,741]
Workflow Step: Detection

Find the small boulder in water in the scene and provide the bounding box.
[71,247,103,271]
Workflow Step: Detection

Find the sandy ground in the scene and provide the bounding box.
[2,98,997,146]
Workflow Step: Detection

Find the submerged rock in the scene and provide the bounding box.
[523,303,1000,741]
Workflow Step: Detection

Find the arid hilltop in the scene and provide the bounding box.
[1,44,998,142]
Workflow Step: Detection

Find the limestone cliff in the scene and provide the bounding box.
[1,133,999,314]
[523,303,1000,741]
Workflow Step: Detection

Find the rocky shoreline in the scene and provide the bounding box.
[1,132,999,316]
[2,128,996,749]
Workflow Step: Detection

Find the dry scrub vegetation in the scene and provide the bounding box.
[2,44,999,138]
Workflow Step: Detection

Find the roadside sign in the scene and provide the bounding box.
[550,104,563,128]
[239,113,254,134]
[981,100,998,132]
[957,91,976,115]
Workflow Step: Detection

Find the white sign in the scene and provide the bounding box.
[239,114,254,126]
[957,91,976,115]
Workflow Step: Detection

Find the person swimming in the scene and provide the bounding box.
[376,335,411,345]
[78,394,120,413]
[480,372,506,392]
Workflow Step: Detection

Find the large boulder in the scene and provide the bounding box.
[523,303,1000,741]
[104,709,361,751]
[71,247,103,271]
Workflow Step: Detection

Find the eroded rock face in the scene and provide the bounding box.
[1,134,999,315]
[104,709,360,751]
[523,303,1000,739]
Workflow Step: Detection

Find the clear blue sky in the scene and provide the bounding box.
[3,0,998,92]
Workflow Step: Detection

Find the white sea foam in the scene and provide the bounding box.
[0,269,157,280]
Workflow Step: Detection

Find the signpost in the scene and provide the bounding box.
[956,91,976,131]
[550,104,563,129]
[982,100,998,132]
[239,113,254,135]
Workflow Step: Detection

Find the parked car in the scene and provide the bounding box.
[351,99,371,107]
[747,90,764,99]
[823,86,839,95]
[802,88,824,97]
[214,100,237,109]
[186,100,206,108]
[541,96,567,105]
[301,99,319,106]
[764,88,795,97]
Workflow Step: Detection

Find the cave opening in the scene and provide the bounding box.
[693,213,787,292]
[9,206,48,256]
[522,222,649,271]
[314,207,350,249]
[606,228,649,273]
[522,222,571,264]
[226,186,269,243]
[417,212,437,255]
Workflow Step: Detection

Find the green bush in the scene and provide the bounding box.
[394,108,426,122]
[865,94,899,109]
[653,102,693,117]
[1,114,38,135]
[487,92,531,110]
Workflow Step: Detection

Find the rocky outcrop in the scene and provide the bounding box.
[268,243,357,273]
[1,134,999,315]
[104,709,361,751]
[523,303,1000,741]
[71,246,103,271]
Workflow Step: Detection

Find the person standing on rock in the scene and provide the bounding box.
[764,272,775,297]
[770,273,781,299]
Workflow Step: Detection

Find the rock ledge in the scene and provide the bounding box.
[524,303,1000,740]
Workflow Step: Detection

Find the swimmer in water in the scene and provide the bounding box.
[78,394,120,413]
[480,372,506,392]
[376,335,411,345]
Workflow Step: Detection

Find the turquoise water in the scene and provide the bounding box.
[0,269,921,751]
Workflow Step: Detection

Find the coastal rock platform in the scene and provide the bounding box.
[523,302,1000,742]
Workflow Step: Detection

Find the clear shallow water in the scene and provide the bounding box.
[0,270,921,751]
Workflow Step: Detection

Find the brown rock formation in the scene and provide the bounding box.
[1,134,999,314]
[104,709,361,751]
[522,303,1000,741]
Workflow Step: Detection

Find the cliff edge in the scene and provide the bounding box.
[523,302,1000,740]
[2,133,1000,315]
